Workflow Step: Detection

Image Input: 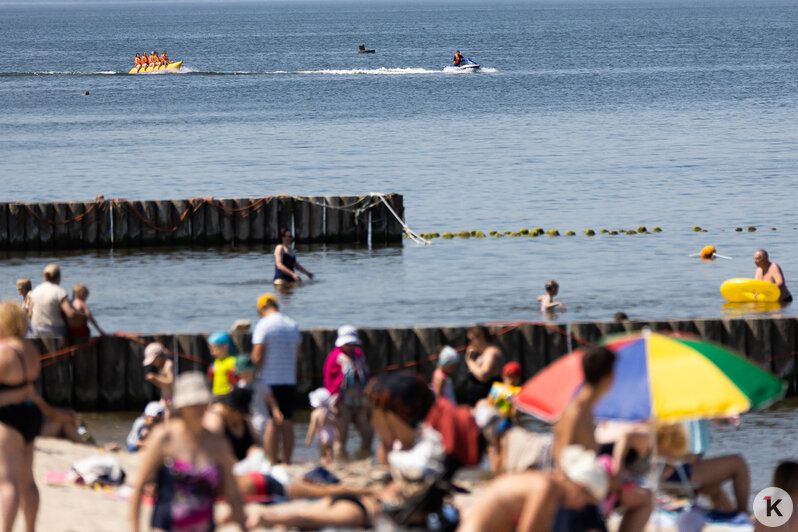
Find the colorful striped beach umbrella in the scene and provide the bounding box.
[515,330,785,423]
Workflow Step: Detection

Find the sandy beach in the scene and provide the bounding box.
[23,437,389,532]
[23,437,753,532]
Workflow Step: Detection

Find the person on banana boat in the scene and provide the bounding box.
[160,50,169,66]
[135,52,148,72]
[148,51,161,68]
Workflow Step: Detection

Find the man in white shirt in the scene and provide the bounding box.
[251,292,302,464]
[29,263,77,337]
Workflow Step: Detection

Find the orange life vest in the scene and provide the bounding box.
[141,55,149,64]
[134,56,141,65]
[161,54,168,63]
[149,54,159,63]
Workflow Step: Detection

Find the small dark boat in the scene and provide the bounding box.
[357,44,375,54]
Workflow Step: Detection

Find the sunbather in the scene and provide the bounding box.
[458,445,609,532]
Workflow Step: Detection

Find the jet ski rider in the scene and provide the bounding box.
[453,51,465,66]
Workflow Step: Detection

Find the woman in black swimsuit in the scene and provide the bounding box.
[0,300,44,531]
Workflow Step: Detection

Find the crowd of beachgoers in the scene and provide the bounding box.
[1,235,796,531]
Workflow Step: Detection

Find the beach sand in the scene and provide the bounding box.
[22,438,749,532]
[22,437,390,532]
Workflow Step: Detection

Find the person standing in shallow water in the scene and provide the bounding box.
[273,228,314,286]
[754,249,792,302]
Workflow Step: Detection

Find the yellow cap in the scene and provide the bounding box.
[257,293,277,309]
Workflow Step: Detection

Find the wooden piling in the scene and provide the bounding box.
[71,338,99,410]
[172,200,192,245]
[545,322,570,363]
[770,318,797,394]
[693,318,723,343]
[0,203,8,249]
[112,200,130,248]
[40,336,72,407]
[7,203,26,250]
[721,319,747,355]
[414,326,446,378]
[370,199,389,245]
[308,196,325,243]
[570,322,602,348]
[339,196,357,242]
[51,202,70,250]
[36,203,55,250]
[294,198,311,243]
[234,198,252,244]
[155,200,174,245]
[22,204,40,250]
[67,202,84,247]
[278,197,294,236]
[220,199,235,244]
[744,318,772,367]
[96,200,112,248]
[264,197,280,243]
[324,196,341,243]
[248,198,265,244]
[98,336,126,409]
[386,194,404,242]
[139,201,158,247]
[190,199,207,246]
[82,201,98,248]
[517,323,551,377]
[204,199,223,246]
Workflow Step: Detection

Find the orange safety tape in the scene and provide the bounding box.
[39,337,102,367]
[113,199,192,233]
[114,332,207,365]
[21,200,104,226]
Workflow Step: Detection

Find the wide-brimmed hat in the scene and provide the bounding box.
[335,325,360,348]
[560,445,609,500]
[308,387,331,408]
[143,342,166,366]
[172,372,212,410]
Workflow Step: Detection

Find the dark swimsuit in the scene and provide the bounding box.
[224,422,255,462]
[0,347,43,444]
[273,247,297,282]
[466,373,493,407]
[330,494,371,526]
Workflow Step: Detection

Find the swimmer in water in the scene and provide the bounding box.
[754,249,792,302]
[537,280,566,313]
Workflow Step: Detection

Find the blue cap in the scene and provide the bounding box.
[207,331,236,355]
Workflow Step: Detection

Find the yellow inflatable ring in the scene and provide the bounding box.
[720,278,781,302]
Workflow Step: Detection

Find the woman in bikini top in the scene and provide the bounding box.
[0,300,44,532]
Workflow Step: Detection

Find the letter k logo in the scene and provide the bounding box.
[765,496,783,517]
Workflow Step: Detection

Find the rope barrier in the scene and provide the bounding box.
[20,199,105,226]
[375,193,430,246]
[39,337,101,368]
[114,332,208,365]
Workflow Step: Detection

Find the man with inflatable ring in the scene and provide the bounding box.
[754,249,792,302]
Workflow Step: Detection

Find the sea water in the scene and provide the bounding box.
[2,0,797,503]
[2,0,798,331]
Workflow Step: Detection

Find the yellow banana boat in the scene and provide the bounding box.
[128,61,182,74]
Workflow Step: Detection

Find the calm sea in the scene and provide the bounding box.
[2,0,797,504]
[2,0,798,333]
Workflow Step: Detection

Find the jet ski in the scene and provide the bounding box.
[448,57,480,71]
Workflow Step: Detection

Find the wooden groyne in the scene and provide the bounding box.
[33,316,798,410]
[0,194,404,251]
